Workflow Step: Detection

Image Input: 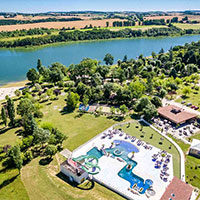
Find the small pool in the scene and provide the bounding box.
[113,140,139,153]
[87,147,103,159]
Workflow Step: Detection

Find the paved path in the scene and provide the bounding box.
[162,98,200,116]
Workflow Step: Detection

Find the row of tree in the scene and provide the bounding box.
[0,17,82,26]
[1,26,200,48]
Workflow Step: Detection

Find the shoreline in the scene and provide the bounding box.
[0,79,28,88]
[1,33,200,51]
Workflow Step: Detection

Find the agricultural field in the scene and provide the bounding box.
[173,23,200,30]
[0,19,123,32]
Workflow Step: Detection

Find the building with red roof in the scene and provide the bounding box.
[158,105,197,125]
[160,176,193,200]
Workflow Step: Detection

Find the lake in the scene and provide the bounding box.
[1,34,200,85]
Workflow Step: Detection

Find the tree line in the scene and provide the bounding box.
[1,26,200,48]
[0,17,82,26]
[0,28,54,38]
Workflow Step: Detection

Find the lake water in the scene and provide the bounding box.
[1,34,200,85]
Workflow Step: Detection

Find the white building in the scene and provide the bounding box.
[189,139,200,158]
[60,158,89,184]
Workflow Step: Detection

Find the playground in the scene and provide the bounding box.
[72,124,174,200]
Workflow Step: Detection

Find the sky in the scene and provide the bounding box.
[0,0,200,13]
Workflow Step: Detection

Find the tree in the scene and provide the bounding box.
[8,145,23,174]
[129,80,145,99]
[45,145,57,158]
[120,104,128,117]
[14,89,21,97]
[7,98,15,126]
[21,113,37,135]
[158,89,167,98]
[49,67,64,84]
[17,98,35,117]
[104,53,114,65]
[135,97,151,112]
[151,96,162,108]
[110,106,116,115]
[142,103,158,121]
[182,86,191,97]
[49,128,67,145]
[66,92,80,111]
[26,68,39,84]
[159,48,164,54]
[1,107,7,127]
[33,127,50,146]
[82,95,89,106]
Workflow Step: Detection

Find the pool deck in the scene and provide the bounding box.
[72,128,174,200]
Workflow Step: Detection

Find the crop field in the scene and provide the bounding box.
[173,23,200,30]
[0,19,123,31]
[144,15,183,21]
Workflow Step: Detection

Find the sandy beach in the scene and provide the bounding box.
[0,80,28,100]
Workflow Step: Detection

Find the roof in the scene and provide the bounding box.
[190,139,200,151]
[160,176,193,200]
[158,105,197,124]
[60,159,85,176]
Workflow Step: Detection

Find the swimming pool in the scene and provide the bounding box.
[87,147,103,159]
[86,141,152,194]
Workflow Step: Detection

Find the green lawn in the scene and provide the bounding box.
[168,136,200,189]
[0,153,29,200]
[176,88,200,111]
[0,95,125,200]
[173,23,200,30]
[116,121,181,178]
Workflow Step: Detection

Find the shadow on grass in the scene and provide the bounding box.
[106,116,124,122]
[0,127,13,135]
[60,107,73,115]
[181,95,189,100]
[0,174,18,190]
[15,129,24,136]
[74,112,84,119]
[130,113,140,120]
[39,157,53,166]
[56,172,95,190]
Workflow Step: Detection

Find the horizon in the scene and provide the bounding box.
[0,0,200,13]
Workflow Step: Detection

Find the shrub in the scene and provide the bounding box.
[34,110,44,118]
[23,150,33,163]
[40,122,54,132]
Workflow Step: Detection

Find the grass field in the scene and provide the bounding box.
[116,122,181,178]
[106,25,168,31]
[169,135,200,190]
[173,23,200,30]
[176,88,200,111]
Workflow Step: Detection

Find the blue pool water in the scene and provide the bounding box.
[86,140,152,194]
[87,147,103,159]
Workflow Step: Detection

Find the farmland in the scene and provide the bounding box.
[0,19,123,31]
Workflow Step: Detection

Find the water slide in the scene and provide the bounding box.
[73,155,101,175]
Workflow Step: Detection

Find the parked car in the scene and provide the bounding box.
[191,105,196,109]
[186,103,192,106]
[194,106,199,110]
[181,101,186,104]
